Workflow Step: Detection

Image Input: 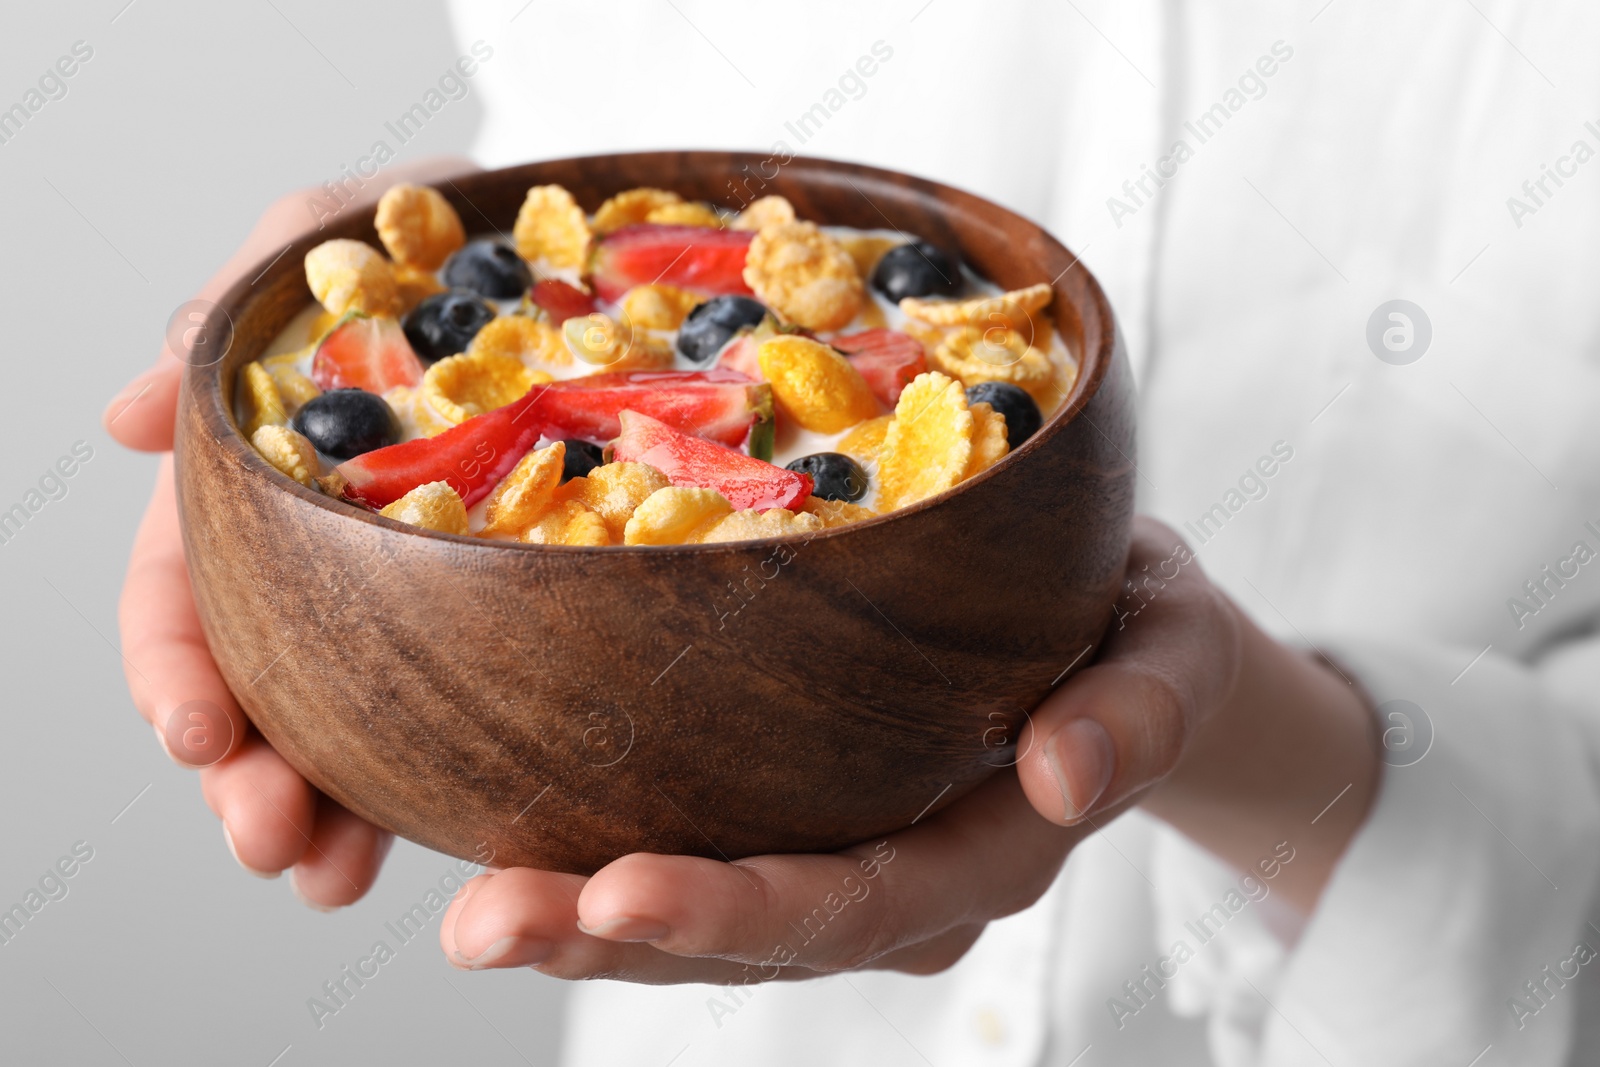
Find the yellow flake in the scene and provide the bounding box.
[236,362,287,439]
[621,284,702,331]
[521,500,610,546]
[900,282,1052,333]
[837,414,892,468]
[264,362,321,414]
[925,325,1055,399]
[645,201,724,228]
[385,385,456,438]
[731,195,796,232]
[374,183,464,270]
[965,401,1010,478]
[564,312,673,371]
[250,424,319,487]
[837,234,899,279]
[757,335,879,433]
[379,481,469,534]
[592,187,682,234]
[304,239,401,317]
[852,297,887,330]
[466,315,571,370]
[421,351,539,426]
[623,487,735,545]
[307,312,339,343]
[742,221,865,331]
[513,184,592,270]
[699,508,824,543]
[802,496,876,528]
[567,462,671,541]
[394,264,445,313]
[480,443,566,537]
[876,372,974,511]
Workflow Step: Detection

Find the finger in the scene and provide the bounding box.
[866,923,986,976]
[1017,517,1242,825]
[288,795,393,910]
[119,457,250,768]
[576,772,1080,972]
[104,358,186,452]
[199,734,318,876]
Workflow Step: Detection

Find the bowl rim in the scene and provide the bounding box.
[185,150,1119,555]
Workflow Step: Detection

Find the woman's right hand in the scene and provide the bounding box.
[108,158,474,907]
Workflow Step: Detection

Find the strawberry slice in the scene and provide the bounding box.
[335,386,547,509]
[831,329,927,405]
[716,335,763,380]
[612,410,811,512]
[527,279,597,323]
[542,369,774,458]
[590,224,755,303]
[311,314,426,394]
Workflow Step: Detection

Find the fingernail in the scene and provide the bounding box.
[452,936,552,970]
[1047,718,1115,824]
[222,822,281,879]
[576,916,671,942]
[289,868,342,913]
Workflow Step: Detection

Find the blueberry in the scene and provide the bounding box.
[439,238,533,299]
[965,382,1042,447]
[402,290,496,364]
[870,241,962,303]
[786,452,868,503]
[292,389,400,460]
[676,295,768,363]
[561,440,604,482]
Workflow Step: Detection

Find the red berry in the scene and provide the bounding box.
[539,369,773,455]
[830,329,927,406]
[612,410,811,512]
[311,314,425,394]
[527,279,597,324]
[590,224,755,303]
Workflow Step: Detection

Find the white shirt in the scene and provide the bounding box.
[447,1,1600,1062]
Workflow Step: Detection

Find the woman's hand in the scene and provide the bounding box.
[443,517,1377,976]
[108,157,475,907]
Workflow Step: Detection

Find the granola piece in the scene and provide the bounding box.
[592,188,683,234]
[466,314,571,370]
[621,284,703,331]
[876,372,974,511]
[250,424,319,487]
[645,201,724,228]
[731,195,796,232]
[421,351,541,426]
[965,401,1010,478]
[236,362,287,439]
[374,183,465,270]
[481,443,566,537]
[379,481,469,534]
[802,496,876,528]
[567,462,671,541]
[699,508,824,543]
[742,222,865,331]
[756,335,879,433]
[304,239,401,317]
[623,487,735,545]
[521,500,610,546]
[513,184,592,270]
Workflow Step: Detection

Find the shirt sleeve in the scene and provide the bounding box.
[1147,635,1600,1067]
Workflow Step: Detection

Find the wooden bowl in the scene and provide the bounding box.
[174,152,1135,874]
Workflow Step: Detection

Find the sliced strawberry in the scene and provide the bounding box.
[590,224,755,303]
[541,369,774,458]
[527,279,597,323]
[831,329,927,406]
[612,410,810,512]
[716,334,763,380]
[311,314,426,394]
[336,386,547,509]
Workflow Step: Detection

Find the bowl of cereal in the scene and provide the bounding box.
[174,151,1134,874]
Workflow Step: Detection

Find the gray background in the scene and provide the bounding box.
[0,2,569,1062]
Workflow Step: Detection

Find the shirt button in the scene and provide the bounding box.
[974,1006,1007,1047]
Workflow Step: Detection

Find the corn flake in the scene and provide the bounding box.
[926,325,1055,398]
[564,312,673,371]
[394,265,445,313]
[375,183,465,270]
[877,372,973,511]
[622,284,703,331]
[802,496,876,528]
[623,487,735,545]
[479,443,566,537]
[757,335,879,433]
[837,414,892,468]
[467,315,571,370]
[592,188,682,234]
[237,362,287,439]
[569,462,671,541]
[265,362,321,414]
[513,184,592,270]
[731,195,796,231]
[700,508,824,543]
[521,500,610,546]
[380,481,469,534]
[304,239,401,317]
[645,201,724,228]
[422,351,539,426]
[743,221,865,331]
[837,234,899,279]
[251,424,319,487]
[966,401,1010,478]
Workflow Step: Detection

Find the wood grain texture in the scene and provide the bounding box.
[174,152,1136,874]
